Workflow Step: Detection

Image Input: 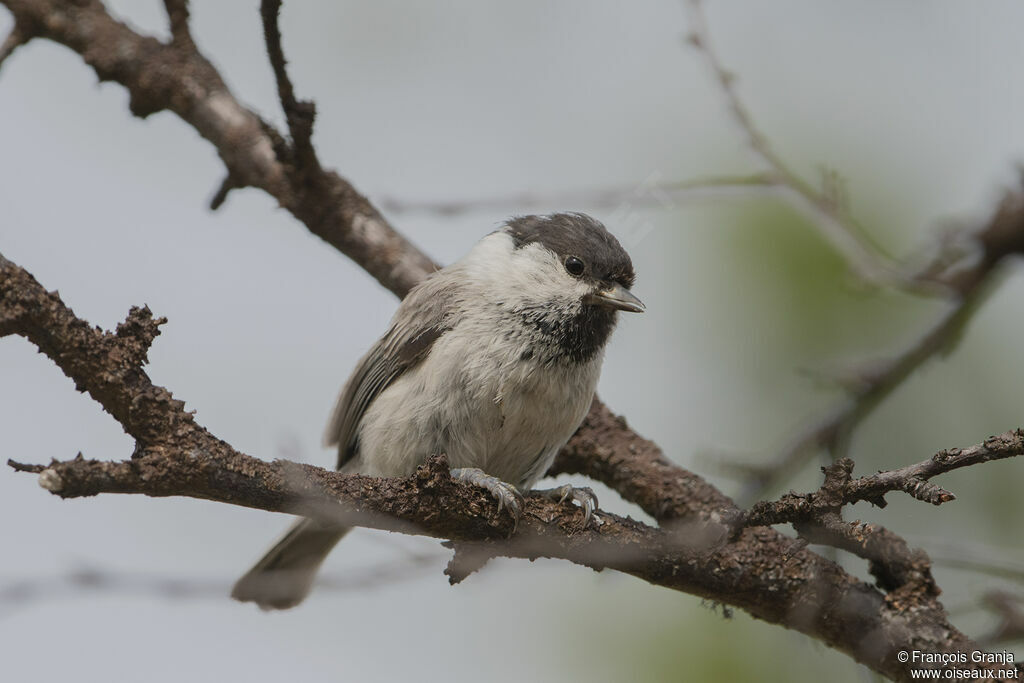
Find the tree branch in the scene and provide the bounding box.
[684,0,911,290]
[2,249,1018,681]
[743,430,1024,527]
[2,0,433,298]
[727,182,1024,504]
[377,174,777,216]
[735,430,1024,600]
[161,0,193,48]
[551,400,734,523]
[260,0,318,172]
[0,554,443,614]
[740,459,936,595]
[0,0,682,529]
[843,431,1024,506]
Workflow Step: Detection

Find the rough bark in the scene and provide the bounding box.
[2,2,1023,681]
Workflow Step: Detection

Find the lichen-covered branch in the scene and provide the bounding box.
[740,438,1024,596]
[843,431,1024,506]
[2,250,1017,681]
[744,430,1024,529]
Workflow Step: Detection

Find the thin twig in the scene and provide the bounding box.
[923,542,1024,585]
[162,0,192,47]
[260,0,318,170]
[0,552,444,615]
[740,458,937,593]
[2,0,433,296]
[725,179,1024,505]
[978,591,1024,647]
[209,172,242,210]
[378,174,776,216]
[684,0,908,289]
[737,431,1024,591]
[842,430,1024,506]
[744,430,1024,527]
[730,282,993,505]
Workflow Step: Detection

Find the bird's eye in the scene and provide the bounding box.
[564,256,585,277]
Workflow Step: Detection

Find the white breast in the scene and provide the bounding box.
[353,317,602,490]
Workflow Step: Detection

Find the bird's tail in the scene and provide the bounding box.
[231,518,349,610]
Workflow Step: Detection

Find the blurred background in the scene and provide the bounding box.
[3,1,1024,681]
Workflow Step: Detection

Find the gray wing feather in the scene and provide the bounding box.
[324,276,457,469]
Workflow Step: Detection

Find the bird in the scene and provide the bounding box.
[232,212,644,609]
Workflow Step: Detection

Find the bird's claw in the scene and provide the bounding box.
[536,484,599,528]
[451,468,524,531]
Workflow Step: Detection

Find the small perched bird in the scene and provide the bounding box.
[232,213,644,609]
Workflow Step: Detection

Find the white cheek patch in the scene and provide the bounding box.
[456,232,590,313]
[505,242,588,310]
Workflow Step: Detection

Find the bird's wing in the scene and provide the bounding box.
[324,276,456,469]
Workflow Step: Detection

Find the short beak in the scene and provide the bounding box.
[585,282,645,313]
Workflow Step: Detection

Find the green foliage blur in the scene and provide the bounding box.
[569,184,1024,681]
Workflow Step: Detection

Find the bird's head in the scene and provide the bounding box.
[501,212,643,313]
[460,212,643,362]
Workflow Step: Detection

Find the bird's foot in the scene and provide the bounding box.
[532,484,599,528]
[451,468,524,531]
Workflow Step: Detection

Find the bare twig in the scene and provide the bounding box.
[738,431,1024,595]
[919,537,1024,585]
[551,399,734,523]
[0,552,442,615]
[2,0,434,297]
[209,172,243,210]
[378,174,776,216]
[842,430,1024,506]
[727,289,983,503]
[0,0,712,531]
[260,0,318,171]
[740,458,938,594]
[727,182,1024,505]
[684,0,907,289]
[162,0,192,47]
[978,592,1024,647]
[744,432,1024,535]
